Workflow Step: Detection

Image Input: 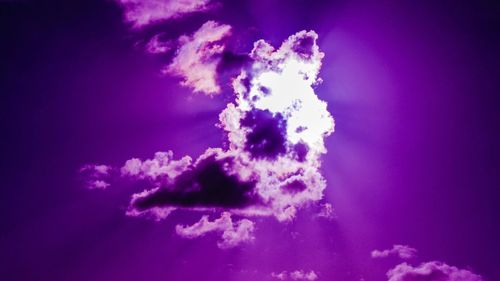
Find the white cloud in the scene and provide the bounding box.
[121,151,192,182]
[176,212,255,249]
[372,244,417,260]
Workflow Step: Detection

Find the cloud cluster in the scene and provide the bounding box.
[115,0,213,28]
[82,26,334,247]
[371,244,418,260]
[271,270,318,281]
[387,261,484,281]
[176,212,254,248]
[166,21,232,95]
[126,30,334,223]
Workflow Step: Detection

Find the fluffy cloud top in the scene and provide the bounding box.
[387,261,484,281]
[121,150,192,182]
[372,244,418,260]
[116,0,213,28]
[166,21,232,95]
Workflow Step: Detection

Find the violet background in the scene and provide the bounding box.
[1,0,499,280]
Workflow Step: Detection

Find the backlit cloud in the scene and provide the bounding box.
[83,29,334,247]
[127,30,333,222]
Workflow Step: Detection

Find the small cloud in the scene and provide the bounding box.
[371,244,417,260]
[271,271,287,280]
[115,0,213,28]
[145,33,174,54]
[272,270,318,281]
[387,261,484,281]
[166,21,232,95]
[176,212,255,249]
[291,270,318,281]
[79,164,112,189]
[315,203,336,220]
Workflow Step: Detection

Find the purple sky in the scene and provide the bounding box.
[1,1,500,281]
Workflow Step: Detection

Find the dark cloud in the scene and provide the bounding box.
[281,179,308,194]
[131,153,260,212]
[292,142,309,162]
[291,35,316,59]
[240,109,288,159]
[217,51,251,73]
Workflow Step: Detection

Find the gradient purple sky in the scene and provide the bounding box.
[1,1,499,281]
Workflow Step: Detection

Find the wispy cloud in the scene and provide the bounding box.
[115,0,213,28]
[371,244,417,260]
[272,270,318,281]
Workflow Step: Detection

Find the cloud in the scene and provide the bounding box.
[79,164,112,189]
[272,270,318,281]
[121,150,192,183]
[372,245,418,260]
[115,0,213,28]
[128,149,260,213]
[176,212,254,248]
[315,203,336,220]
[145,33,174,54]
[166,21,232,95]
[127,30,333,222]
[387,261,484,281]
[83,30,334,247]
